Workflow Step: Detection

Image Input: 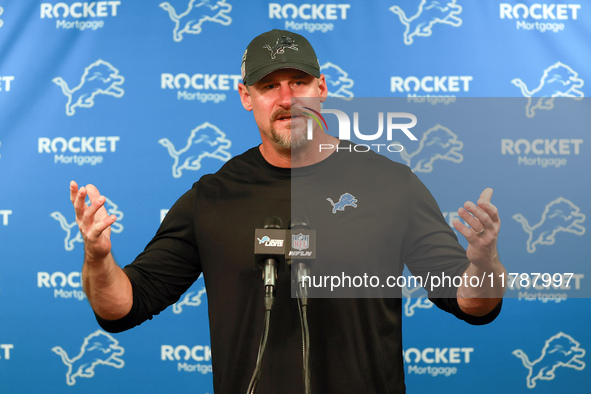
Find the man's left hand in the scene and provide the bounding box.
[452,188,500,268]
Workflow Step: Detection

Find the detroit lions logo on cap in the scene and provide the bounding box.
[264,36,298,59]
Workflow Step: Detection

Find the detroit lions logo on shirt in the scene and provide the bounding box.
[327,193,358,214]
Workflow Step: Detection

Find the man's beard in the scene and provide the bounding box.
[270,123,308,150]
[270,108,308,150]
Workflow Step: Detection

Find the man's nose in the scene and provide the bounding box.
[278,82,293,107]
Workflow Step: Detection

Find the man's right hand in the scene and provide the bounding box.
[70,181,117,262]
[69,180,133,321]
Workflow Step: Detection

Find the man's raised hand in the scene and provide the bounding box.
[452,188,501,268]
[70,181,117,262]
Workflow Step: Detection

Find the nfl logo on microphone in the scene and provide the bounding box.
[292,233,310,250]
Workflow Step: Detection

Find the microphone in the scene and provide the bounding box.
[255,216,286,271]
[248,216,287,394]
[288,214,316,261]
[288,215,316,304]
[254,216,286,300]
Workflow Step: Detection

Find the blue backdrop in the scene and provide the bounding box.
[0,1,589,393]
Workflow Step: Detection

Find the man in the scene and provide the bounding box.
[70,29,506,393]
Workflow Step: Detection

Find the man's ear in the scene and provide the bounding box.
[238,83,253,111]
[318,74,328,103]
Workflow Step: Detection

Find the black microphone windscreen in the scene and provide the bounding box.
[264,215,283,229]
[289,214,310,229]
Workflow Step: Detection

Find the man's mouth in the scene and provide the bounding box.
[276,114,303,121]
[274,107,307,122]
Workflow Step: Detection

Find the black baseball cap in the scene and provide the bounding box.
[241,29,321,86]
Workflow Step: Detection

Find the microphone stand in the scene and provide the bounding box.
[290,215,315,394]
[296,262,311,394]
[247,257,276,394]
